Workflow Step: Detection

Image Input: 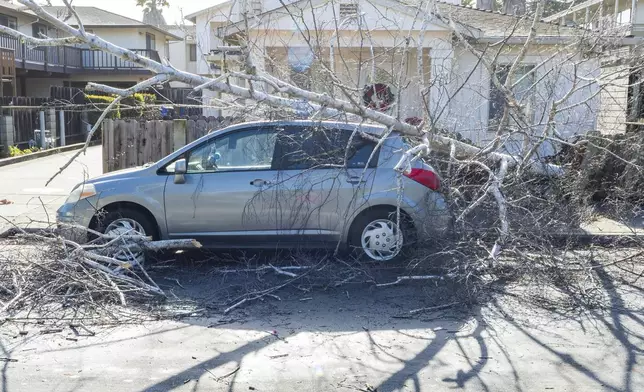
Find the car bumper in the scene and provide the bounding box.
[412,192,453,239]
[56,199,97,243]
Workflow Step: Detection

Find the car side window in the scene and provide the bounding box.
[275,126,379,170]
[185,128,278,174]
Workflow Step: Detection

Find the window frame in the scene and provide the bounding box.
[146,32,156,51]
[188,44,197,62]
[273,125,381,171]
[32,23,48,38]
[488,64,536,129]
[159,126,280,175]
[0,14,17,30]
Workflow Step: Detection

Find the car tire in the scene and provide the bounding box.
[348,208,415,262]
[92,207,157,265]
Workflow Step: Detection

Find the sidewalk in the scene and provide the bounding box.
[0,145,102,232]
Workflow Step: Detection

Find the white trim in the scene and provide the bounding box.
[185,0,233,22]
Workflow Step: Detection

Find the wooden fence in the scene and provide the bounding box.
[102,117,238,172]
[50,86,86,145]
[0,96,50,146]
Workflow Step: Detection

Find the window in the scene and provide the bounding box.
[185,129,277,174]
[275,126,379,170]
[250,0,262,15]
[0,14,17,30]
[488,64,535,127]
[188,44,197,62]
[32,23,47,38]
[145,33,156,50]
[339,2,359,18]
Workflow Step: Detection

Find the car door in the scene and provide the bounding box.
[271,125,380,244]
[163,126,280,246]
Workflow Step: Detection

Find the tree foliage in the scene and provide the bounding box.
[135,0,169,12]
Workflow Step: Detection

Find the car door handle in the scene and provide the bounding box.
[347,176,366,184]
[250,179,271,187]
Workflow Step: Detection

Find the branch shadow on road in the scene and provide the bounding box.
[5,247,643,392]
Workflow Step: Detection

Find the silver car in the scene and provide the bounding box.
[57,121,451,261]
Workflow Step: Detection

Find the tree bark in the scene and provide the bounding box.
[477,0,494,11]
[503,0,527,15]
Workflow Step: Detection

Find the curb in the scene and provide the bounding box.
[0,140,100,168]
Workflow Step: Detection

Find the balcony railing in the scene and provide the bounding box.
[542,0,641,35]
[81,49,161,70]
[0,33,159,72]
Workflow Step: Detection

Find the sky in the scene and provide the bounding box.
[48,0,226,25]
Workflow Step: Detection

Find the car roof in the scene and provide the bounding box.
[219,120,390,136]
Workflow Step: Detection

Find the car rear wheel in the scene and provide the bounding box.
[93,208,156,265]
[349,209,415,262]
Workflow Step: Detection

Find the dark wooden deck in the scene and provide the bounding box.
[0,33,160,75]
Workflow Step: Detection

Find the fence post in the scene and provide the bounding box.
[172,119,187,151]
[38,110,46,149]
[0,114,14,156]
[81,110,91,137]
[46,108,56,147]
[59,110,65,146]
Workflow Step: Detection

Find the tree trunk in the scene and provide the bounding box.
[503,0,526,15]
[477,0,494,11]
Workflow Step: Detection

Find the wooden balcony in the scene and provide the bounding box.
[0,33,160,74]
[543,0,643,35]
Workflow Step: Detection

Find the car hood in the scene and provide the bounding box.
[85,165,153,184]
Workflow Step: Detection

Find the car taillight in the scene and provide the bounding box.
[403,168,440,190]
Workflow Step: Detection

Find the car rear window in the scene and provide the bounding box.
[275,126,379,170]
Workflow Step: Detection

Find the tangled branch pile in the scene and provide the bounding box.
[0,228,199,323]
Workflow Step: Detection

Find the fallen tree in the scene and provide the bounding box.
[0,0,642,321]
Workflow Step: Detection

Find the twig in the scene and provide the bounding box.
[376,275,448,287]
[105,274,126,306]
[269,264,298,278]
[215,365,240,381]
[164,277,186,289]
[408,302,460,315]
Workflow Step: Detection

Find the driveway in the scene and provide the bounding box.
[0,146,102,232]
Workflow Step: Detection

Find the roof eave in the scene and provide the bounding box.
[474,35,641,45]
[67,24,183,40]
[184,1,232,22]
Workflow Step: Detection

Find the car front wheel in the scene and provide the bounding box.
[349,209,415,262]
[93,208,156,265]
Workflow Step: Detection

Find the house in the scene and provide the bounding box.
[543,0,644,134]
[184,0,644,155]
[0,1,182,96]
[165,24,197,87]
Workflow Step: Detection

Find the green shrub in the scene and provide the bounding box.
[9,145,39,157]
[85,94,121,119]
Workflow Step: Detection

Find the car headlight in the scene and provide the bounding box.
[66,183,97,204]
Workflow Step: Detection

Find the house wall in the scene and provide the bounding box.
[596,63,629,135]
[88,27,170,59]
[443,45,600,155]
[25,78,66,97]
[248,28,450,120]
[194,4,232,75]
[0,7,38,37]
[245,0,450,35]
[166,25,195,87]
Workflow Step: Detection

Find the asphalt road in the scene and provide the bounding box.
[0,146,102,231]
[2,289,643,392]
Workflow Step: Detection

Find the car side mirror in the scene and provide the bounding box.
[174,158,187,184]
